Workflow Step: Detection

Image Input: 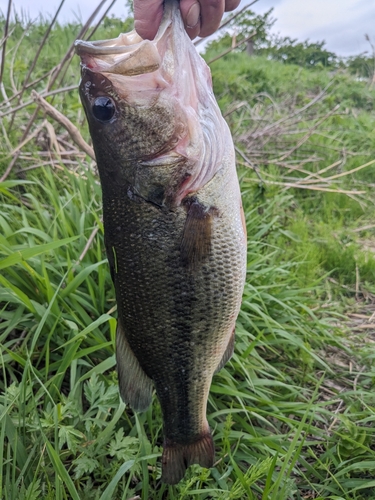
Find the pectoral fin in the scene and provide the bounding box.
[180,199,218,270]
[116,319,153,411]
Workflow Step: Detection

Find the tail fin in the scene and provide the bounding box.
[161,431,215,484]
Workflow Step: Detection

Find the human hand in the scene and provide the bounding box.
[134,0,241,41]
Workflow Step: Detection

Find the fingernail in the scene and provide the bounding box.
[186,2,200,29]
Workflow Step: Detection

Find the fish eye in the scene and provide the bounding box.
[92,96,115,122]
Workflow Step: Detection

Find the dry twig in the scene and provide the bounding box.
[31,91,95,160]
[7,0,66,132]
[73,225,100,272]
[0,0,106,181]
[0,0,12,85]
[194,0,259,47]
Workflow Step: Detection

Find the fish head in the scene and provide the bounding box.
[75,24,185,165]
[75,0,230,203]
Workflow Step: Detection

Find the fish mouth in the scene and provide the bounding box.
[74,1,177,77]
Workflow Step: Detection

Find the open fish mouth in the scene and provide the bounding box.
[74,2,176,77]
[74,0,227,203]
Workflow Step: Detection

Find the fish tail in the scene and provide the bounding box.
[161,430,215,484]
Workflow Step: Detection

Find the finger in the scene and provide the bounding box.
[198,0,225,38]
[134,0,164,40]
[185,22,202,40]
[224,0,241,12]
[180,0,201,39]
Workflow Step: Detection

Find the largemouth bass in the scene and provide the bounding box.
[75,0,247,484]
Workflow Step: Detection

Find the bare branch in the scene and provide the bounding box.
[31,91,95,160]
[194,0,259,46]
[235,145,263,183]
[8,0,66,133]
[244,178,366,195]
[0,0,12,85]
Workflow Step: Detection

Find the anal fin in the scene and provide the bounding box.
[215,328,235,374]
[161,429,215,484]
[116,319,153,412]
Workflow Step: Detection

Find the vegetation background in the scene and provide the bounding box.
[1,2,375,499]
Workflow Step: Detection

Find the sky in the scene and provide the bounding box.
[0,0,374,58]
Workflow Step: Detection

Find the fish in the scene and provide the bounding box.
[75,0,247,485]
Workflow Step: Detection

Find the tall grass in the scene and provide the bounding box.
[2,166,374,499]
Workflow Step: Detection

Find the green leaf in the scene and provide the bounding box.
[73,457,100,480]
[1,410,33,484]
[99,460,135,500]
[60,259,106,298]
[45,440,80,500]
[0,236,79,270]
[58,425,84,454]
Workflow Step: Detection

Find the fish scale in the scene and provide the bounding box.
[102,161,245,479]
[75,0,247,484]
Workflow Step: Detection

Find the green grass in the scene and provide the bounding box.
[2,167,375,499]
[1,10,375,500]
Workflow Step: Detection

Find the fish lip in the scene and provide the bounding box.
[74,37,143,56]
[74,2,175,74]
[74,29,155,57]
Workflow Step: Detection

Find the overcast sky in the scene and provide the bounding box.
[0,0,374,57]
